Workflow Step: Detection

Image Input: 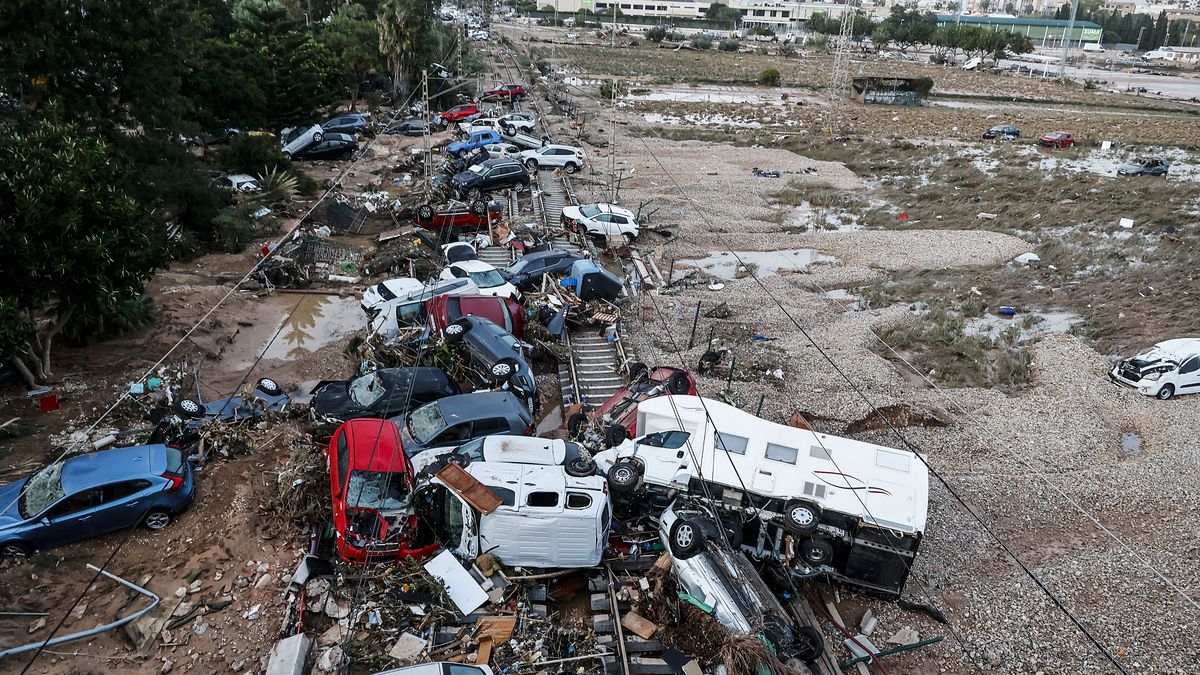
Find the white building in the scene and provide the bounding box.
[1145,46,1200,62]
[562,0,848,30]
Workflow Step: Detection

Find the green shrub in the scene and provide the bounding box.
[218,134,288,175]
[718,38,740,51]
[599,79,628,100]
[912,76,934,97]
[758,67,781,86]
[692,34,713,49]
[646,26,667,42]
[211,203,261,253]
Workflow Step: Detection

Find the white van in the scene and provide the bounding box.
[421,461,610,568]
[593,395,929,598]
[1110,337,1200,400]
[365,277,480,339]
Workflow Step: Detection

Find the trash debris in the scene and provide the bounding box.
[424,551,488,615]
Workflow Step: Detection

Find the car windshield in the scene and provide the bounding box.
[580,204,603,218]
[345,471,411,511]
[348,372,387,407]
[20,462,65,519]
[468,269,506,288]
[408,402,447,444]
[442,491,466,543]
[506,258,531,275]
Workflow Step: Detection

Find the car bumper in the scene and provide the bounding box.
[1109,367,1159,396]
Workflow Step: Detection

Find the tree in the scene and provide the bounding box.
[379,0,436,102]
[0,121,168,386]
[1151,10,1168,48]
[758,67,781,86]
[320,3,385,109]
[704,3,741,29]
[646,25,667,42]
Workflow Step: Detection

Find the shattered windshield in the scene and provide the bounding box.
[468,269,506,288]
[348,372,386,407]
[345,471,411,511]
[409,402,447,444]
[20,463,65,519]
[506,258,530,275]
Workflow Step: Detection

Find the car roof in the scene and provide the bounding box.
[478,436,568,464]
[578,203,635,218]
[61,445,161,494]
[540,144,579,151]
[378,366,455,389]
[480,158,522,169]
[436,391,529,421]
[1151,338,1200,355]
[519,249,576,262]
[466,461,603,494]
[450,259,499,273]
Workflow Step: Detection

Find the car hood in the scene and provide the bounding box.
[311,381,356,418]
[561,205,583,221]
[0,479,29,528]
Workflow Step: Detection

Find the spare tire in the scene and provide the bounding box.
[667,371,692,395]
[607,459,640,493]
[628,361,648,382]
[799,536,834,566]
[490,357,520,384]
[565,456,597,477]
[444,319,470,343]
[782,499,821,535]
[604,423,629,448]
[255,377,282,396]
[417,204,435,224]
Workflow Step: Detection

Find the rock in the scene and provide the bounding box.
[235,577,251,589]
[323,597,349,619]
[255,573,274,590]
[886,627,918,645]
[316,623,349,648]
[243,604,262,621]
[172,601,194,618]
[388,632,428,663]
[1014,252,1041,264]
[69,603,88,623]
[256,562,270,574]
[28,617,46,633]
[189,580,203,593]
[232,660,246,671]
[205,595,235,611]
[161,659,174,673]
[307,578,330,596]
[193,621,209,636]
[316,646,345,672]
[175,586,189,598]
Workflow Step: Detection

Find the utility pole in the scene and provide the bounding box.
[1136,25,1146,51]
[955,0,964,25]
[612,2,618,47]
[1057,0,1079,77]
[422,70,431,180]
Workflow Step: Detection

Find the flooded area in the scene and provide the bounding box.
[960,144,1200,182]
[965,309,1084,342]
[676,249,838,280]
[1121,431,1143,456]
[260,294,364,363]
[785,201,863,232]
[624,85,816,105]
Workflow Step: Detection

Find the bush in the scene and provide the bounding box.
[912,76,934,97]
[780,41,796,56]
[218,134,289,175]
[718,38,740,52]
[210,203,261,253]
[665,30,686,41]
[692,34,713,49]
[646,26,667,42]
[599,79,629,100]
[758,67,781,86]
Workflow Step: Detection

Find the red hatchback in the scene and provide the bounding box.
[437,103,479,124]
[327,419,437,563]
[483,84,527,100]
[1038,131,1075,148]
[426,294,526,338]
[568,364,697,447]
[414,200,505,230]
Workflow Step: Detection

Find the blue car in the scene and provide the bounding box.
[0,444,195,558]
[447,129,502,158]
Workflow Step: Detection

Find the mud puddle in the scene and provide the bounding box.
[677,250,837,280]
[253,294,364,365]
[1122,431,1143,456]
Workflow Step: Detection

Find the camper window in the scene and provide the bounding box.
[765,443,799,464]
[566,492,592,509]
[488,486,516,506]
[716,432,748,455]
[640,430,690,449]
[527,491,560,507]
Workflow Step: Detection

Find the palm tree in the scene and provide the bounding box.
[378,0,433,102]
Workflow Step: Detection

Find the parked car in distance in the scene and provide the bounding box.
[394,391,533,456]
[414,199,504,230]
[568,363,696,446]
[520,144,586,173]
[439,260,520,300]
[372,663,493,675]
[561,202,639,242]
[212,173,262,192]
[410,436,595,476]
[1117,157,1169,176]
[387,119,429,136]
[483,142,522,160]
[311,367,460,423]
[482,83,526,100]
[981,124,1019,140]
[442,316,538,411]
[0,445,194,558]
[328,419,438,563]
[291,132,357,160]
[497,112,536,133]
[1038,131,1075,148]
[322,113,372,137]
[500,249,584,292]
[182,128,240,146]
[1110,338,1200,399]
[451,158,530,200]
[447,129,503,158]
[426,294,525,338]
[436,103,479,126]
[280,124,325,158]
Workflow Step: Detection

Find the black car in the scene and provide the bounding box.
[321,113,372,137]
[443,316,537,412]
[387,119,429,136]
[292,132,358,160]
[148,377,290,451]
[310,367,460,423]
[501,250,584,292]
[393,391,534,456]
[982,124,1020,140]
[451,158,530,200]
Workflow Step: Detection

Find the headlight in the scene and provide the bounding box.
[1144,372,1161,381]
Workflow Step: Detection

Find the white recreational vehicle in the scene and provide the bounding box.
[593,395,929,597]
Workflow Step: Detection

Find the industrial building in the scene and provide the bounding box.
[934,15,1103,47]
[560,0,848,30]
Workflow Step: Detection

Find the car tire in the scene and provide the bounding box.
[782,499,821,534]
[515,180,529,193]
[468,188,483,202]
[628,361,648,382]
[256,378,282,396]
[417,204,435,223]
[667,371,692,395]
[282,150,292,160]
[175,398,205,419]
[793,626,826,663]
[799,536,834,566]
[668,517,704,560]
[444,320,470,343]
[623,233,637,246]
[313,131,325,143]
[469,200,488,216]
[490,357,520,384]
[1,542,31,559]
[604,423,629,448]
[144,509,173,531]
[565,456,597,477]
[564,162,578,174]
[1157,384,1175,400]
[525,159,538,171]
[567,411,589,438]
[607,459,641,493]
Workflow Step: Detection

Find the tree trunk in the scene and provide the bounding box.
[11,356,38,389]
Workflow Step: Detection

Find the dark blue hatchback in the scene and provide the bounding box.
[0,444,195,558]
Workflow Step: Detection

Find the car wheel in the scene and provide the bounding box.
[668,517,704,560]
[469,200,488,216]
[567,411,589,438]
[604,423,629,448]
[515,180,529,193]
[564,162,578,174]
[313,131,325,143]
[799,536,834,565]
[623,233,637,246]
[490,357,520,384]
[1157,384,1175,400]
[607,459,640,493]
[565,456,597,477]
[444,320,470,343]
[525,159,538,171]
[667,371,692,395]
[256,378,282,396]
[628,361,648,382]
[282,150,292,160]
[782,500,821,534]
[417,204,435,223]
[175,398,205,419]
[468,188,483,202]
[1,542,31,559]
[792,626,826,663]
[144,509,173,531]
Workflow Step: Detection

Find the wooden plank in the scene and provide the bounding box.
[475,616,517,644]
[476,637,494,665]
[621,612,658,640]
[435,463,501,514]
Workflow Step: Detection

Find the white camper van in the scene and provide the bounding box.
[592,396,929,597]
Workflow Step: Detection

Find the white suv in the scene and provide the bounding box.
[520,144,585,174]
[1110,338,1200,400]
[280,124,324,159]
[561,202,639,240]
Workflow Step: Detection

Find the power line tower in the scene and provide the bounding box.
[825,1,857,136]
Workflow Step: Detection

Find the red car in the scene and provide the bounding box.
[436,103,479,124]
[1038,131,1075,148]
[482,84,527,100]
[327,419,437,563]
[426,294,526,338]
[568,364,697,447]
[414,200,504,230]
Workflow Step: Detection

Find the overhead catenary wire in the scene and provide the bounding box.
[534,39,1132,675]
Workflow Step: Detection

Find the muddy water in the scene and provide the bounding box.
[260,294,365,363]
[1122,432,1143,456]
[676,249,837,280]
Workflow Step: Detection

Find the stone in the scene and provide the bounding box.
[315,623,349,648]
[886,627,919,645]
[388,632,428,663]
[175,587,189,598]
[69,603,88,622]
[323,597,349,619]
[172,602,194,618]
[316,646,345,672]
[232,660,246,670]
[161,659,174,673]
[254,573,274,590]
[256,562,270,573]
[243,604,262,621]
[28,617,46,633]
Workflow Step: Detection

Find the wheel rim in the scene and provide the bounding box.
[180,400,200,415]
[259,378,278,393]
[790,506,814,526]
[807,547,824,562]
[446,324,463,335]
[146,512,171,530]
[2,544,27,557]
[1159,387,1172,399]
[492,363,512,377]
[614,466,635,484]
[675,525,695,548]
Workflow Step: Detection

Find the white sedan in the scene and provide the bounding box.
[483,142,522,160]
[520,144,586,173]
[561,203,639,241]
[439,259,520,300]
[498,112,537,133]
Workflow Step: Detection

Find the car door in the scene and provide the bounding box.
[96,479,156,533]
[331,428,351,527]
[1177,356,1200,393]
[33,488,106,547]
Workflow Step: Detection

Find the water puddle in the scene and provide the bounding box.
[642,112,763,128]
[677,250,837,280]
[964,310,1083,342]
[823,288,862,310]
[261,294,365,362]
[1121,432,1142,456]
[786,201,863,232]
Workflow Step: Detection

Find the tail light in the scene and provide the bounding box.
[163,473,184,492]
[525,425,534,436]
